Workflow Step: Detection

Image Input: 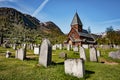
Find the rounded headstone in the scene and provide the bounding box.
[89,47,98,62]
[6,50,11,58]
[59,52,67,59]
[39,39,52,67]
[80,46,86,60]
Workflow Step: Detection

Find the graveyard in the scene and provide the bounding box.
[0,44,120,80]
[0,1,120,80]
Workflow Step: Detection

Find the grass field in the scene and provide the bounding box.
[0,47,120,80]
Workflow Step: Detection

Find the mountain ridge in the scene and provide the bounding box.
[0,7,65,44]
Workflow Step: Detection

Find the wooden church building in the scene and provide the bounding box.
[67,12,96,46]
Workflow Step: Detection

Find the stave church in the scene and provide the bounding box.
[67,12,96,46]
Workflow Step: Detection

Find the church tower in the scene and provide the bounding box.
[71,12,83,32]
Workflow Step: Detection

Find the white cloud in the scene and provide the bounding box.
[32,0,49,16]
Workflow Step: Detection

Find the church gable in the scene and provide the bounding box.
[68,28,80,40]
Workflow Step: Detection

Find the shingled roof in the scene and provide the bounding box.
[71,12,83,26]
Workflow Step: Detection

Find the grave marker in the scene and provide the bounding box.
[39,39,52,67]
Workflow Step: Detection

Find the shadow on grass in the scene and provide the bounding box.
[85,70,95,79]
[73,52,79,55]
[51,61,64,65]
[25,56,38,61]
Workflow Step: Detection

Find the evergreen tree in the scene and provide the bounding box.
[88,26,91,33]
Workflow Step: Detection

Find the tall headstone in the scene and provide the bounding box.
[13,44,17,50]
[89,47,98,62]
[27,44,30,50]
[97,50,101,57]
[52,45,56,50]
[39,39,52,67]
[64,58,85,78]
[23,43,27,49]
[59,44,62,50]
[15,48,26,60]
[80,46,86,60]
[67,44,70,51]
[30,44,34,50]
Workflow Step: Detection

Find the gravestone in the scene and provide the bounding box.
[39,39,52,67]
[33,44,36,49]
[97,50,101,57]
[67,44,70,51]
[52,45,56,50]
[10,44,13,48]
[64,58,85,78]
[31,45,34,50]
[102,45,111,49]
[6,50,11,58]
[23,44,27,49]
[27,44,30,50]
[59,44,62,50]
[82,44,88,49]
[56,44,60,49]
[116,46,120,49]
[15,48,26,60]
[80,46,86,60]
[34,47,40,54]
[30,44,34,50]
[59,52,67,59]
[13,44,17,50]
[73,46,79,52]
[89,47,98,62]
[109,50,120,59]
[3,41,10,48]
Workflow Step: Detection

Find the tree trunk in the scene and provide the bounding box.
[0,33,3,45]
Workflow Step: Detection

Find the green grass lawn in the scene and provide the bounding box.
[0,47,120,80]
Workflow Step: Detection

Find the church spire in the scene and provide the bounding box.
[71,12,83,26]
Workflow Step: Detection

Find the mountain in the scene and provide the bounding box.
[0,7,65,44]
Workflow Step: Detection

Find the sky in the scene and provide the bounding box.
[0,0,120,34]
